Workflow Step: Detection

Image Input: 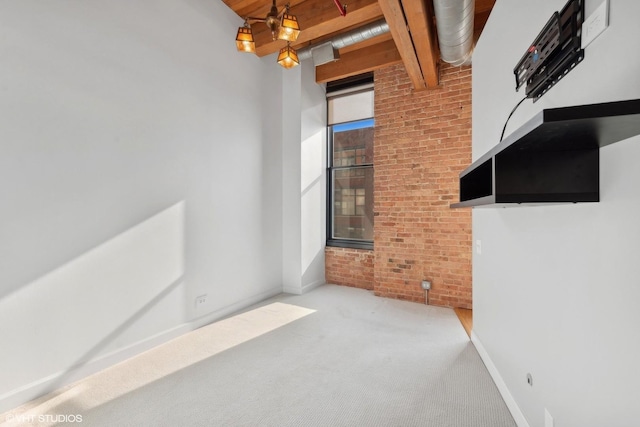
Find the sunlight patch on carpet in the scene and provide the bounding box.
[2,302,315,426]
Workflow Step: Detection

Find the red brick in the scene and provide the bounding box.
[325,247,374,290]
[326,63,472,309]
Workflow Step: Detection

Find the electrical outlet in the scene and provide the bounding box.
[421,280,431,290]
[475,239,482,255]
[582,0,609,49]
[195,294,208,308]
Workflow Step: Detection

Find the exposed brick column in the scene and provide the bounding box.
[373,63,472,308]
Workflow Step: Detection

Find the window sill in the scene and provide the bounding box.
[326,239,373,250]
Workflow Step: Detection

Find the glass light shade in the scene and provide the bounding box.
[277,44,300,69]
[235,26,256,53]
[278,14,300,42]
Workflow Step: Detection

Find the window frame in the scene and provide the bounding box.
[326,116,374,251]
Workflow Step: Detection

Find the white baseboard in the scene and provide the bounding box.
[282,285,301,294]
[471,331,530,427]
[301,280,325,294]
[0,285,284,414]
[0,323,190,414]
[190,285,283,329]
[284,280,325,295]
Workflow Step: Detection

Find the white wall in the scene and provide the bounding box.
[472,1,640,426]
[282,65,303,292]
[0,0,284,412]
[300,61,327,292]
[282,60,327,294]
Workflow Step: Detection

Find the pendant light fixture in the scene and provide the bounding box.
[277,42,300,69]
[234,1,301,69]
[278,13,301,42]
[235,24,256,53]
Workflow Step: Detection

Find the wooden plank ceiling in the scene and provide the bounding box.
[223,0,495,89]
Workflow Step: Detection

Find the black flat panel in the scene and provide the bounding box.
[503,99,640,152]
[460,159,493,202]
[495,148,599,203]
[450,98,640,208]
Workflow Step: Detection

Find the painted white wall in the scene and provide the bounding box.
[0,0,284,411]
[300,61,327,292]
[283,60,327,294]
[472,1,640,426]
[282,65,304,293]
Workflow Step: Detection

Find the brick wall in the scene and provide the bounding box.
[325,62,472,309]
[373,63,472,308]
[325,247,374,290]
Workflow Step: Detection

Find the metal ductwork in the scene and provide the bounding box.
[433,0,475,66]
[297,19,390,62]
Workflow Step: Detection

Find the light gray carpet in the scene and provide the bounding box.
[8,285,516,427]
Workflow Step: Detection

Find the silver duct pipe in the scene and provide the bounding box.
[433,0,475,66]
[297,19,390,62]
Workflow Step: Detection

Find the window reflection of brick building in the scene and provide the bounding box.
[333,126,374,240]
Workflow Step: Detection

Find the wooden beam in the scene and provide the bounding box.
[475,0,496,14]
[474,9,493,42]
[234,0,308,21]
[377,0,426,90]
[316,39,402,83]
[224,0,265,18]
[251,0,382,57]
[401,0,439,87]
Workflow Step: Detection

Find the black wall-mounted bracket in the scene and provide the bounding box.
[513,0,584,102]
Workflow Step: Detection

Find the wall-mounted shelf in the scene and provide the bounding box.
[451,99,640,208]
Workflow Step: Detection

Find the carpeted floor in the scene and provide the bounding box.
[2,285,516,427]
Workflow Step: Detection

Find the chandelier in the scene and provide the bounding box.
[235,0,301,69]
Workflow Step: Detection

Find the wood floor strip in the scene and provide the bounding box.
[454,308,473,338]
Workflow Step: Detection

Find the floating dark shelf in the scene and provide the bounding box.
[451,99,640,208]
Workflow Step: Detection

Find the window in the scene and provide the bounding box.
[327,77,374,249]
